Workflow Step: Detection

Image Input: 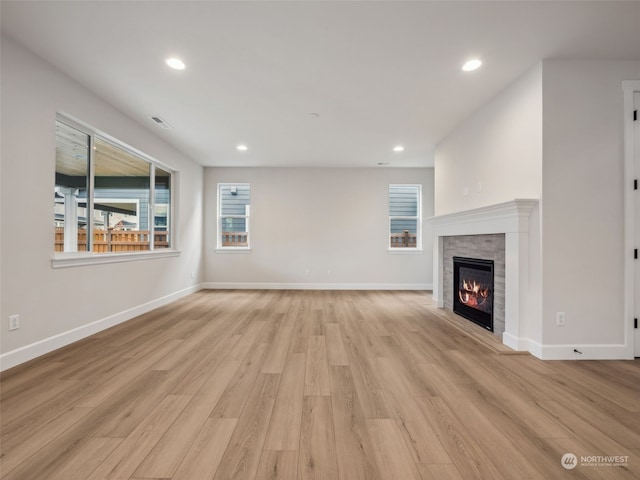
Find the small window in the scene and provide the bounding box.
[389,184,421,249]
[54,116,174,255]
[218,183,250,249]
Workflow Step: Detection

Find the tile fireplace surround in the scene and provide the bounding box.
[429,199,539,353]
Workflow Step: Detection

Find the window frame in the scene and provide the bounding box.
[216,182,251,252]
[388,184,423,253]
[52,113,179,268]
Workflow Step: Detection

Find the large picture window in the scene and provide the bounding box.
[389,184,421,249]
[218,183,250,249]
[54,116,173,255]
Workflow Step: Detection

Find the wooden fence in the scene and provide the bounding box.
[55,228,169,253]
[390,230,417,248]
[221,232,249,247]
[56,228,412,250]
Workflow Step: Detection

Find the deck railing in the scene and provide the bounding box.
[390,230,417,248]
[55,228,169,252]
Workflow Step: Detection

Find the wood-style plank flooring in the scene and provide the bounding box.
[1,290,640,479]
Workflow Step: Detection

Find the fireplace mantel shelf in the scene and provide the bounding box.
[427,199,538,237]
[428,199,539,353]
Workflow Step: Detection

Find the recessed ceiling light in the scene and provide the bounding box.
[462,59,482,72]
[236,144,248,151]
[308,112,320,119]
[165,57,186,70]
[393,146,404,152]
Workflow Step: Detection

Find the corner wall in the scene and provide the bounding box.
[541,60,640,358]
[434,59,640,359]
[0,37,204,369]
[204,167,434,289]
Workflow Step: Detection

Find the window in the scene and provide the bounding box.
[54,121,89,252]
[54,116,173,255]
[389,184,421,249]
[218,183,250,249]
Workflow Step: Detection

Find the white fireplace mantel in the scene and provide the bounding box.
[428,199,539,352]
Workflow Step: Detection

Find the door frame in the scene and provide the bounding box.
[623,80,640,358]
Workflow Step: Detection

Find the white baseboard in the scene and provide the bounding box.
[202,282,432,291]
[502,332,529,352]
[535,343,634,360]
[0,284,202,372]
[501,333,634,360]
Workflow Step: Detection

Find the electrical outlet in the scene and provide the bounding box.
[556,312,566,326]
[190,271,195,279]
[327,269,332,276]
[9,314,20,331]
[304,269,311,277]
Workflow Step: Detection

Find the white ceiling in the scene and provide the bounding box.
[2,1,639,168]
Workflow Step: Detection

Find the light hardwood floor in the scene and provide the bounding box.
[1,290,639,479]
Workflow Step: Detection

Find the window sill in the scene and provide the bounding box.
[52,249,181,269]
[387,249,424,255]
[216,248,252,254]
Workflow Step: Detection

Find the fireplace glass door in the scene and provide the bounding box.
[453,256,494,331]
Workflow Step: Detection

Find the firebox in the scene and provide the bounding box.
[453,256,494,331]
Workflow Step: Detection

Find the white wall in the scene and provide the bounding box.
[204,167,433,288]
[541,60,640,354]
[435,63,543,215]
[0,37,204,368]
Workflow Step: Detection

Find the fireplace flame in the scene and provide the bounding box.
[458,278,490,307]
[462,279,480,294]
[458,290,470,304]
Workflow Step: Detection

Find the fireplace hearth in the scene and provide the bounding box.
[453,256,494,332]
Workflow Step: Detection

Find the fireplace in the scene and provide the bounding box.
[430,200,538,352]
[453,256,494,332]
